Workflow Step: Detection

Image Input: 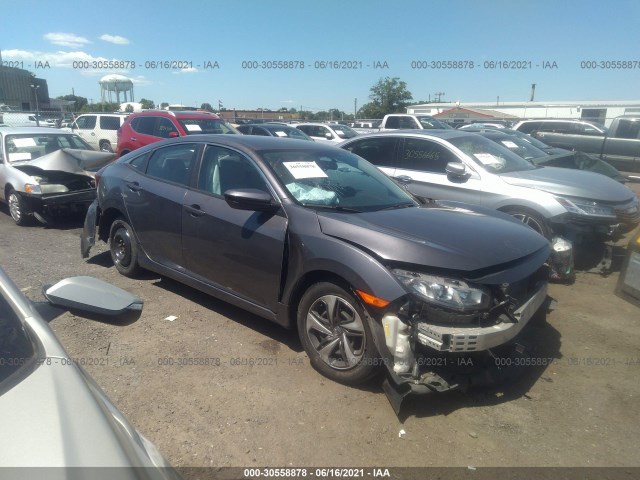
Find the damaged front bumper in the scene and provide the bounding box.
[370,276,552,413]
[22,189,96,222]
[414,283,547,352]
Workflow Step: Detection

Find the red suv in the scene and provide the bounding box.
[116,110,239,156]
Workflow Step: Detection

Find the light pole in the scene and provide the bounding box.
[30,84,40,126]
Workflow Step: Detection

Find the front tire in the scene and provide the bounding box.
[7,188,31,226]
[109,218,141,277]
[503,207,552,239]
[297,282,378,385]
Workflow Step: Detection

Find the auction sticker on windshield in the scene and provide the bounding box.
[12,138,37,148]
[9,152,32,161]
[184,124,202,132]
[474,153,505,168]
[284,161,328,179]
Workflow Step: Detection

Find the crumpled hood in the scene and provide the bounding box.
[500,166,634,202]
[317,204,549,274]
[14,148,116,177]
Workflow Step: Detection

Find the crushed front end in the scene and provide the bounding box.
[366,263,552,414]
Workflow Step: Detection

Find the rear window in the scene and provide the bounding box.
[100,116,122,130]
[177,118,238,135]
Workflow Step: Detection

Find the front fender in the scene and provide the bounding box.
[281,231,407,310]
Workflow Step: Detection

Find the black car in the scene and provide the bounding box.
[81,136,550,408]
[236,123,313,141]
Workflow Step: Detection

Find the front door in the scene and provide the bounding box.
[181,144,287,312]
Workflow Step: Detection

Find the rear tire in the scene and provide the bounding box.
[109,218,141,277]
[100,141,113,153]
[297,282,378,385]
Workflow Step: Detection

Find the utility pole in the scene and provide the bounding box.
[354,98,357,120]
[530,83,536,102]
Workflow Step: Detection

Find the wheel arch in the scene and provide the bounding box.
[98,206,128,243]
[285,270,354,331]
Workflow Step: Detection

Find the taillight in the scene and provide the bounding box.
[94,166,106,188]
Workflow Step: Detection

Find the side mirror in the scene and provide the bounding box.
[224,188,278,212]
[43,276,143,316]
[445,162,467,177]
[169,131,179,138]
[325,132,334,140]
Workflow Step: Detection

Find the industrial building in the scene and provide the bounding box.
[407,100,640,127]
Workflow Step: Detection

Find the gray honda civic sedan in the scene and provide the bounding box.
[81,136,550,407]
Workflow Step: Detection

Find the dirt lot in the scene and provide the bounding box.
[1,183,640,475]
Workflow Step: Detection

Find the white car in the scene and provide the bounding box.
[0,127,115,225]
[66,113,128,152]
[340,130,639,239]
[293,122,358,143]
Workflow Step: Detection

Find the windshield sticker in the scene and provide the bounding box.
[9,152,32,161]
[274,131,288,137]
[474,153,505,168]
[12,138,37,148]
[184,124,202,132]
[501,140,519,149]
[284,161,328,179]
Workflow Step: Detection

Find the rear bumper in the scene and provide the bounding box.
[80,199,99,258]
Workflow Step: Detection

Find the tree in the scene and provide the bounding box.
[140,98,155,109]
[200,103,214,112]
[125,104,134,113]
[358,77,413,118]
[56,94,88,111]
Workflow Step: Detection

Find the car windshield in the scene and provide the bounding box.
[4,133,93,163]
[262,148,416,211]
[331,125,358,139]
[417,116,452,129]
[266,126,312,140]
[449,134,536,174]
[178,118,239,135]
[510,130,555,150]
[488,135,548,160]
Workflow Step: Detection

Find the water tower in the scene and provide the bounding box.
[99,74,134,103]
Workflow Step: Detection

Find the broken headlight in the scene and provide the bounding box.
[555,197,615,218]
[392,269,491,312]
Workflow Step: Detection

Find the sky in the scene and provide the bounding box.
[2,0,639,113]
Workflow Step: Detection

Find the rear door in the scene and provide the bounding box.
[126,116,161,151]
[121,142,200,269]
[342,136,399,178]
[395,137,486,204]
[73,115,98,149]
[181,144,287,312]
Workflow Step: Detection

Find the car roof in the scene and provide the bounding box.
[343,129,475,141]
[129,110,220,118]
[124,133,341,155]
[0,126,74,134]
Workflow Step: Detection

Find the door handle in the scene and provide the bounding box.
[185,204,205,217]
[126,181,142,192]
[130,137,137,141]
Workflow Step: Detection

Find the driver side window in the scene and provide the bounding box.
[198,146,268,196]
